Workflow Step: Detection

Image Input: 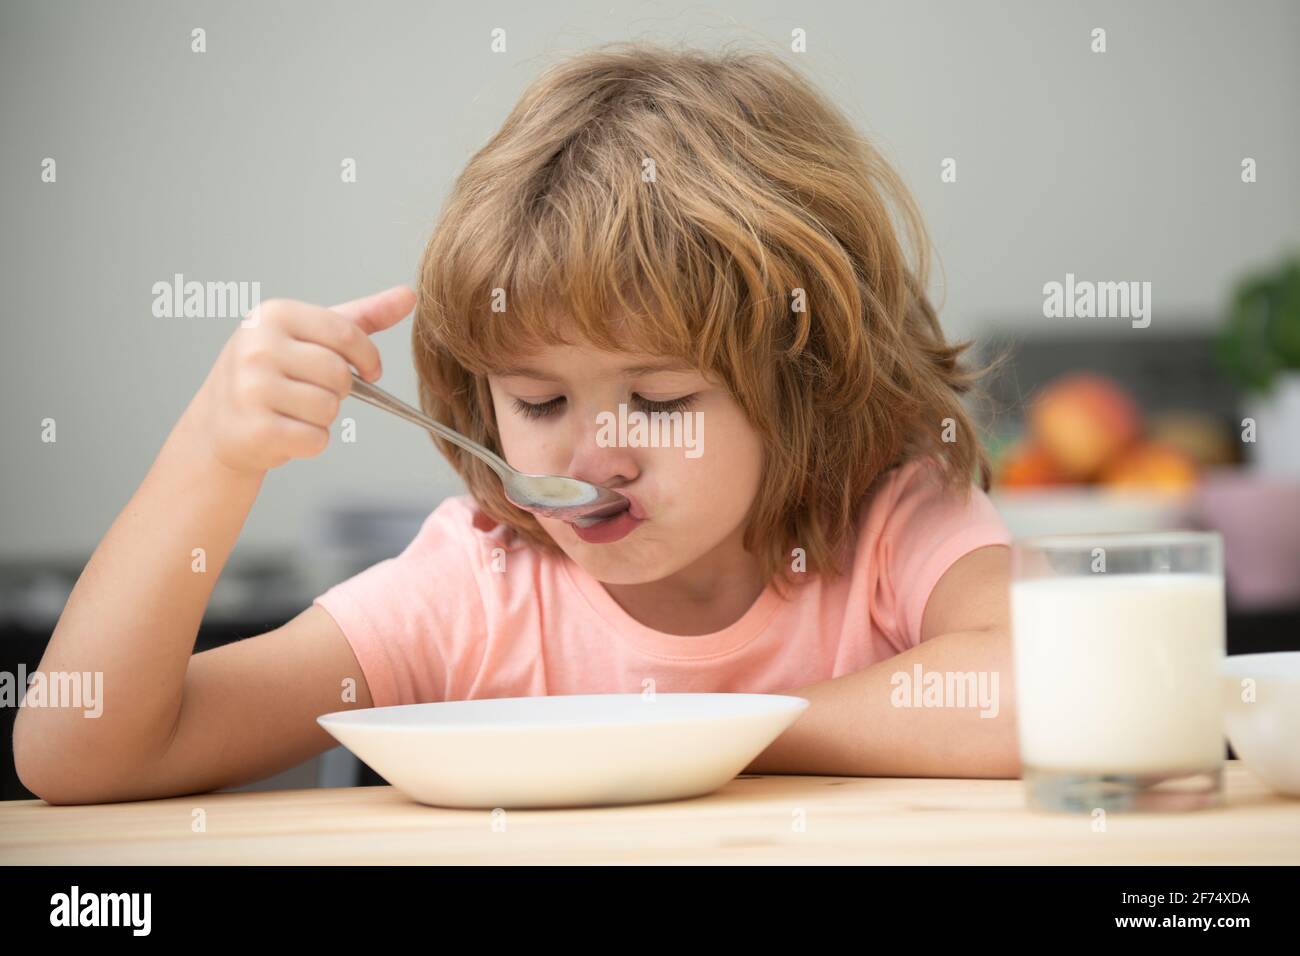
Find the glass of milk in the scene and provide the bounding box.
[1011,531,1225,812]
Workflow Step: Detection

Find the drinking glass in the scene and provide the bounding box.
[1011,531,1225,812]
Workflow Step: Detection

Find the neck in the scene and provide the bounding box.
[600,527,768,636]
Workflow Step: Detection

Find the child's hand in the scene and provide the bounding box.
[189,285,417,475]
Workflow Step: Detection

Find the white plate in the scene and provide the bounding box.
[317,692,810,809]
[989,486,1192,538]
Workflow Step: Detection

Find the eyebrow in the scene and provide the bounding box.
[491,360,696,380]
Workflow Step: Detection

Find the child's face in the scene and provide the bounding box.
[486,340,765,584]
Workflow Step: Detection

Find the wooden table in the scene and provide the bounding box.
[2,761,1296,864]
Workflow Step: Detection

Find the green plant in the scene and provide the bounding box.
[1217,252,1300,395]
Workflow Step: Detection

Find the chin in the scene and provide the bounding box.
[567,548,685,586]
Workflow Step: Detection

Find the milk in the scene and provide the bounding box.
[1011,573,1225,775]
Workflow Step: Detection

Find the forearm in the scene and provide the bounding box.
[744,628,1021,778]
[15,398,264,786]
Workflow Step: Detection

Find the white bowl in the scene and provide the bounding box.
[1221,652,1300,797]
[317,692,810,809]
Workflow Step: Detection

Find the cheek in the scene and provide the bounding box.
[491,413,530,465]
[495,419,568,475]
[669,418,764,502]
[497,425,540,468]
[703,412,764,474]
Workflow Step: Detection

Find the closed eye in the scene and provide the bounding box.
[637,394,697,415]
[512,394,697,421]
[511,396,565,420]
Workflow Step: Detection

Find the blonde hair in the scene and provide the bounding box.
[414,41,996,598]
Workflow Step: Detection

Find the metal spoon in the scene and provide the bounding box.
[347,371,630,524]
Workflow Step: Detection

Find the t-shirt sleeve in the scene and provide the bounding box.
[869,458,1012,650]
[311,498,487,710]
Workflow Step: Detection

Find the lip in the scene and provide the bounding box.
[569,508,643,544]
[563,489,647,544]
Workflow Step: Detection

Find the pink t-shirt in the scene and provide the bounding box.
[311,456,1011,708]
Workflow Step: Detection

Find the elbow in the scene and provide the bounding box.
[13,709,115,805]
[13,709,70,803]
[12,711,63,803]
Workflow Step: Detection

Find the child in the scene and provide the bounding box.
[16,43,1016,805]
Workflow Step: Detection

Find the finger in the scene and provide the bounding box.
[328,285,416,335]
[264,377,343,429]
[279,339,353,398]
[281,305,383,383]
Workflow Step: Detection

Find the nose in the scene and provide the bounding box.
[564,402,640,489]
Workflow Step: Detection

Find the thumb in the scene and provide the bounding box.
[329,285,416,335]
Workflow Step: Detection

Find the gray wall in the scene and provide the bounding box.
[2,0,1298,560]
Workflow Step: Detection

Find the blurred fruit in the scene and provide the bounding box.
[1029,373,1142,480]
[1147,411,1236,467]
[997,440,1070,488]
[1099,441,1199,490]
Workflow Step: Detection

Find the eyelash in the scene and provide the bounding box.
[511,394,697,421]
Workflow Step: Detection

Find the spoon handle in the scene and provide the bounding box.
[347,372,513,477]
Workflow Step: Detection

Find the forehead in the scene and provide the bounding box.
[488,310,696,377]
[484,296,713,383]
[489,342,698,381]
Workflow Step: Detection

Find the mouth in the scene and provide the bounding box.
[565,493,646,543]
[571,510,624,529]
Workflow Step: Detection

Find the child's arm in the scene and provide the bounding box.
[13,287,414,805]
[743,545,1019,778]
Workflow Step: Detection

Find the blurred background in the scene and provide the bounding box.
[1,0,1298,798]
